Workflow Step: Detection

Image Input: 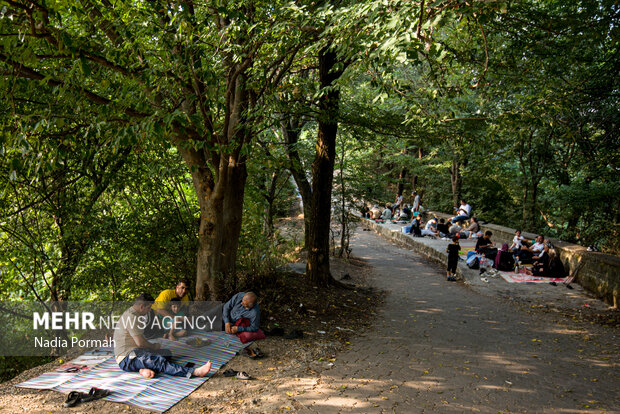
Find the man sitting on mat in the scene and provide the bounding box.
[152,278,191,318]
[223,291,266,356]
[114,293,212,379]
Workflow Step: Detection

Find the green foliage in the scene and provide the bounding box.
[0,0,617,316]
[72,147,200,301]
[337,0,619,253]
[540,180,620,252]
[0,356,53,382]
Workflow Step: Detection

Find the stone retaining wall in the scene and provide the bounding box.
[361,219,467,281]
[421,211,619,308]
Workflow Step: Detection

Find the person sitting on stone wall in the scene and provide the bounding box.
[515,234,545,264]
[450,199,472,224]
[370,205,382,219]
[380,204,393,220]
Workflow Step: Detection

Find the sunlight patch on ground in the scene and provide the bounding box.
[478,384,532,393]
[546,327,589,335]
[412,308,445,314]
[401,379,445,390]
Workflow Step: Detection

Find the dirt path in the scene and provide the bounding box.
[2,228,618,413]
[290,229,619,413]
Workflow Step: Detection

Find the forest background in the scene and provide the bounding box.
[0,0,618,377]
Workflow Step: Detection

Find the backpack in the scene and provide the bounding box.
[466,253,480,269]
[497,251,515,271]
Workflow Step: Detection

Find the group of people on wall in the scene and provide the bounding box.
[360,191,423,222]
[360,192,567,279]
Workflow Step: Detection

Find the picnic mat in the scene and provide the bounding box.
[499,268,569,284]
[458,244,477,256]
[16,331,247,412]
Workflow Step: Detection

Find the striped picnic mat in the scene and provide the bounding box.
[499,268,569,284]
[458,245,476,256]
[16,331,247,412]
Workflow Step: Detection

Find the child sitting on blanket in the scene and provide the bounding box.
[161,298,188,341]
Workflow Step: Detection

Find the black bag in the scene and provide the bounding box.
[467,256,479,269]
[498,251,515,271]
[479,246,498,261]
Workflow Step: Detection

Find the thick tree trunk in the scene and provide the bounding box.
[221,159,248,287]
[193,168,222,301]
[306,49,344,286]
[177,73,250,300]
[188,152,248,300]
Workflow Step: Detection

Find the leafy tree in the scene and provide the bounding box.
[0,0,307,299]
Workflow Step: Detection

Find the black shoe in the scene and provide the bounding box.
[81,387,110,402]
[235,371,251,380]
[63,391,83,408]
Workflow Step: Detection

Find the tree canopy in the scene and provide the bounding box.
[0,0,617,306]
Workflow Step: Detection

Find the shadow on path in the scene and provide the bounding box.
[293,229,619,413]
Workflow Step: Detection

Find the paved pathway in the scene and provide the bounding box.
[295,229,619,413]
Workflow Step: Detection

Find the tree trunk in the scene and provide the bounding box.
[221,158,248,287]
[530,180,539,230]
[397,167,407,196]
[411,147,423,193]
[306,49,344,286]
[281,116,312,249]
[186,150,249,300]
[450,157,462,210]
[263,170,280,237]
[338,137,347,258]
[522,186,529,229]
[177,73,250,300]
